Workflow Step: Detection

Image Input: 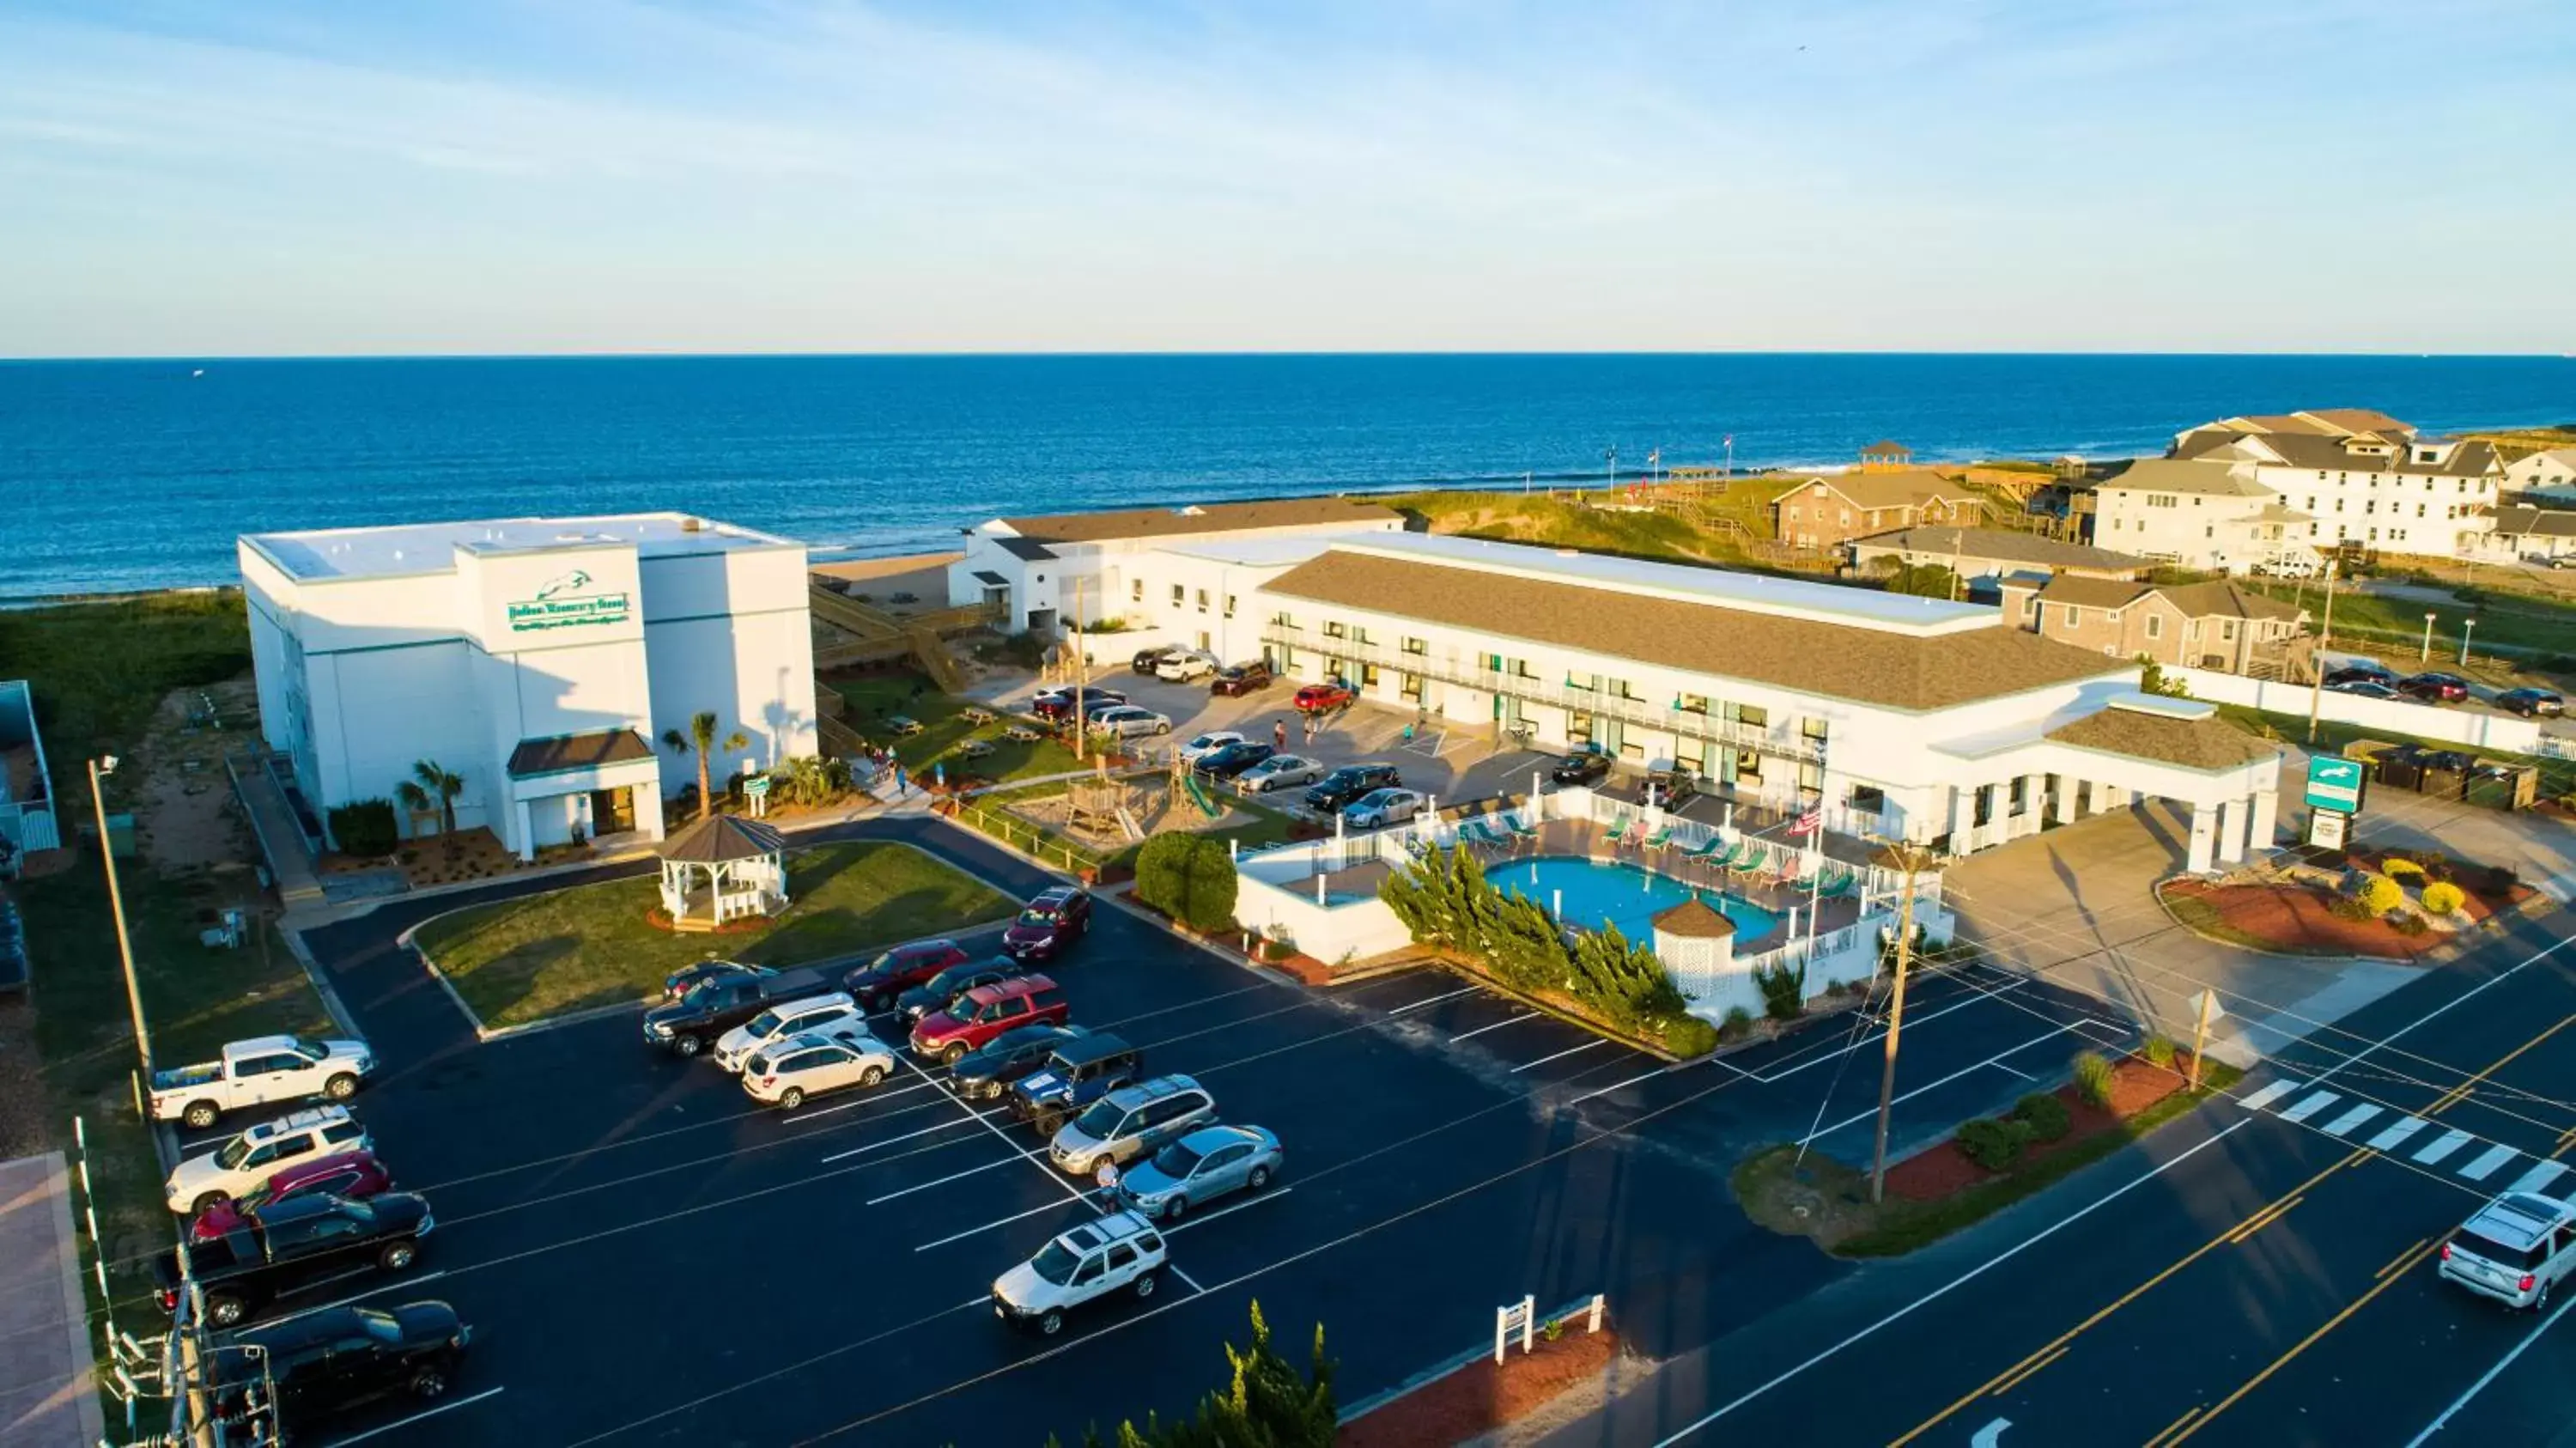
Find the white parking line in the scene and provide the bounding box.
[259,1270,452,1328]
[819,1115,988,1164]
[1795,1024,2084,1147]
[781,1079,939,1123]
[896,1056,1095,1208]
[1571,1067,1668,1105]
[1161,1187,1292,1236]
[318,1386,505,1446]
[1512,1039,1608,1074]
[1450,1012,1538,1043]
[915,1197,1090,1252]
[1388,984,1480,1016]
[1168,1262,1207,1293]
[866,1149,1047,1205]
[1752,976,2034,1086]
[1990,1060,2036,1081]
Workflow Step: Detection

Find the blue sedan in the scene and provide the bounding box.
[1115,1125,1283,1222]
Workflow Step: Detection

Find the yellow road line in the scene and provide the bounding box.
[2141,1403,2204,1448]
[2376,1236,2432,1281]
[1986,1344,2068,1398]
[2166,1239,2443,1445]
[2225,1194,2305,1245]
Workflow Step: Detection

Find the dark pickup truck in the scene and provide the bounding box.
[155,1192,434,1329]
[643,965,833,1056]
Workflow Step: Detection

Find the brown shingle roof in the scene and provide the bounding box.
[2489,506,2576,540]
[1850,526,2148,574]
[1652,897,1736,938]
[997,497,1398,545]
[2100,459,2271,497]
[1262,551,2125,711]
[2032,575,2305,623]
[1771,469,1982,513]
[2033,575,2151,611]
[658,813,787,863]
[2046,709,2281,772]
[506,728,654,778]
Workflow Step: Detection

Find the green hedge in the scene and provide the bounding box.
[326,798,398,856]
[1134,831,1239,932]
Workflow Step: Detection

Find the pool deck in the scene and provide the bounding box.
[1311,817,1866,946]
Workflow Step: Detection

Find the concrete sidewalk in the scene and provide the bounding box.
[225,749,324,907]
[0,1153,105,1448]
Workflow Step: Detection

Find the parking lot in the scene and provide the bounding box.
[206,815,2143,1446]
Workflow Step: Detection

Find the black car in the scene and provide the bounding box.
[1550,749,1613,788]
[2498,688,2567,718]
[1192,740,1277,780]
[1001,887,1094,963]
[894,958,1020,1023]
[155,1192,434,1329]
[1008,1031,1145,1135]
[643,966,832,1056]
[1132,647,1181,676]
[1032,688,1126,722]
[1210,661,1274,697]
[659,959,774,1003]
[211,1302,470,1434]
[2321,663,2397,689]
[948,1023,1085,1101]
[1303,763,1401,812]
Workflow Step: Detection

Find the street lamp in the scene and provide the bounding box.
[87,756,153,1074]
[2421,612,2436,664]
[2462,618,2476,666]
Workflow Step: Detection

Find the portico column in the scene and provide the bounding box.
[515,799,537,862]
[1949,782,1976,847]
[2217,794,2249,865]
[2050,773,2077,825]
[2185,802,2217,875]
[2020,773,2045,835]
[2248,788,2280,853]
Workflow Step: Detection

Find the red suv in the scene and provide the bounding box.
[1293,681,1356,714]
[187,1151,392,1244]
[910,974,1068,1062]
[843,940,970,1012]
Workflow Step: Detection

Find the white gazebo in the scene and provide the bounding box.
[657,815,790,932]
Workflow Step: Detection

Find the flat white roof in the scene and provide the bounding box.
[245,514,800,582]
[1146,536,1340,569]
[1334,532,2000,637]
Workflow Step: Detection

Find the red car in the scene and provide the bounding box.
[1292,681,1356,714]
[1002,888,1094,964]
[842,939,970,1012]
[909,974,1068,1062]
[187,1151,392,1244]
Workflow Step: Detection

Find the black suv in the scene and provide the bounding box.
[894,958,1020,1024]
[212,1301,471,1434]
[1550,748,1613,788]
[949,1024,1084,1101]
[1303,763,1401,812]
[1132,647,1181,676]
[1009,1031,1145,1135]
[643,966,832,1056]
[156,1192,435,1329]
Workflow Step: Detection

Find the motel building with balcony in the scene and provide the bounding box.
[1144,532,2283,1021]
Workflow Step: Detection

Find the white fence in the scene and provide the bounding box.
[2171,667,2554,756]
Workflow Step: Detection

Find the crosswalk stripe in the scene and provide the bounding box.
[2507,1161,2568,1197]
[2279,1090,2342,1124]
[2366,1116,2430,1152]
[2239,1080,2303,1111]
[2321,1104,2382,1138]
[2415,1129,2475,1165]
[2460,1144,2520,1183]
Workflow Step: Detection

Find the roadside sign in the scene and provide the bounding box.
[744,776,772,798]
[2306,809,2349,850]
[2304,757,2365,812]
[2187,989,2227,1025]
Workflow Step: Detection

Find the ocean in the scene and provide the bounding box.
[3,353,2568,600]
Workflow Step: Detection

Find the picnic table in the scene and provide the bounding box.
[887,715,925,737]
[956,739,995,760]
[1001,724,1042,743]
[962,706,996,725]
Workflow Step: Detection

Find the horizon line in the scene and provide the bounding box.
[6,348,2575,365]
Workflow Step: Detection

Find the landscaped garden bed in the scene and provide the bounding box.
[1734,1045,2241,1258]
[2160,846,2533,958]
[1340,1316,1627,1448]
[412,839,1014,1029]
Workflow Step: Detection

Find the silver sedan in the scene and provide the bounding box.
[1236,754,1324,793]
[1114,1124,1282,1223]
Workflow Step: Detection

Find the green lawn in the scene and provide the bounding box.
[2242,575,2576,661]
[829,672,1086,783]
[953,777,1302,878]
[416,839,1017,1028]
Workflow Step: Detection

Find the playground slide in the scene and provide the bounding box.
[1182,773,1222,819]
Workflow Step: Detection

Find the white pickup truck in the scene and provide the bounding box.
[149,1036,375,1129]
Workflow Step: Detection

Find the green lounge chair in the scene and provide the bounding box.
[1734,841,1770,876]
[1601,811,1631,838]
[1677,833,1725,861]
[1505,812,1540,838]
[1644,824,1676,850]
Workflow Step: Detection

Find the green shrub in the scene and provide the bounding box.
[1955,1117,2032,1171]
[1135,832,1236,930]
[2011,1092,2072,1142]
[2328,894,2374,922]
[2357,873,2404,915]
[1717,1006,1756,1043]
[326,798,399,856]
[2071,1049,2116,1110]
[2141,1033,2178,1069]
[1752,963,1806,1022]
[2422,881,2466,916]
[2389,911,2430,937]
[1663,1015,1720,1057]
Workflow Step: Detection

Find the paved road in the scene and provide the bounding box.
[1538,901,2576,1448]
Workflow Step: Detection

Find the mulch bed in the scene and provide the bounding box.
[1886,1057,2184,1202]
[2162,878,2471,958]
[1339,1327,1623,1448]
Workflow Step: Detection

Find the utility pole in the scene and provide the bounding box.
[2461,618,2476,666]
[2421,611,2437,665]
[1069,578,1088,764]
[88,757,152,1074]
[1870,843,1938,1204]
[2306,559,2338,745]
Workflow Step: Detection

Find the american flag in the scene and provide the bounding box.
[1788,806,1821,836]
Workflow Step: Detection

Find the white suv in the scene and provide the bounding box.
[741,1031,899,1110]
[165,1105,372,1213]
[712,992,866,1074]
[2439,1191,2576,1309]
[991,1210,1168,1335]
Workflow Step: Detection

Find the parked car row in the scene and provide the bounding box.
[2321,662,2568,719]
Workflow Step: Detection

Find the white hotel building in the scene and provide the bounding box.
[239,514,818,860]
[1129,532,2283,876]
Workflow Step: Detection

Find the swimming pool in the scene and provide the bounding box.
[1494,855,1783,944]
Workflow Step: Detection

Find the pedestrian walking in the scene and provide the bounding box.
[1273,719,1288,751]
[895,762,908,797]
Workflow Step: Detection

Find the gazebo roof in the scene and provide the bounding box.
[658,813,787,864]
[1651,897,1736,939]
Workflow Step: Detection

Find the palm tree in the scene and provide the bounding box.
[663,711,749,822]
[394,759,465,855]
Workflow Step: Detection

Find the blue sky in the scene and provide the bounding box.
[2,1,2569,356]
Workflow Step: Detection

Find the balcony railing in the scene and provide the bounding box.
[1260,626,1825,764]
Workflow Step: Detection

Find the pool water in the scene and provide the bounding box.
[1494,855,1783,944]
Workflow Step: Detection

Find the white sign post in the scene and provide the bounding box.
[1494,1295,1534,1364]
